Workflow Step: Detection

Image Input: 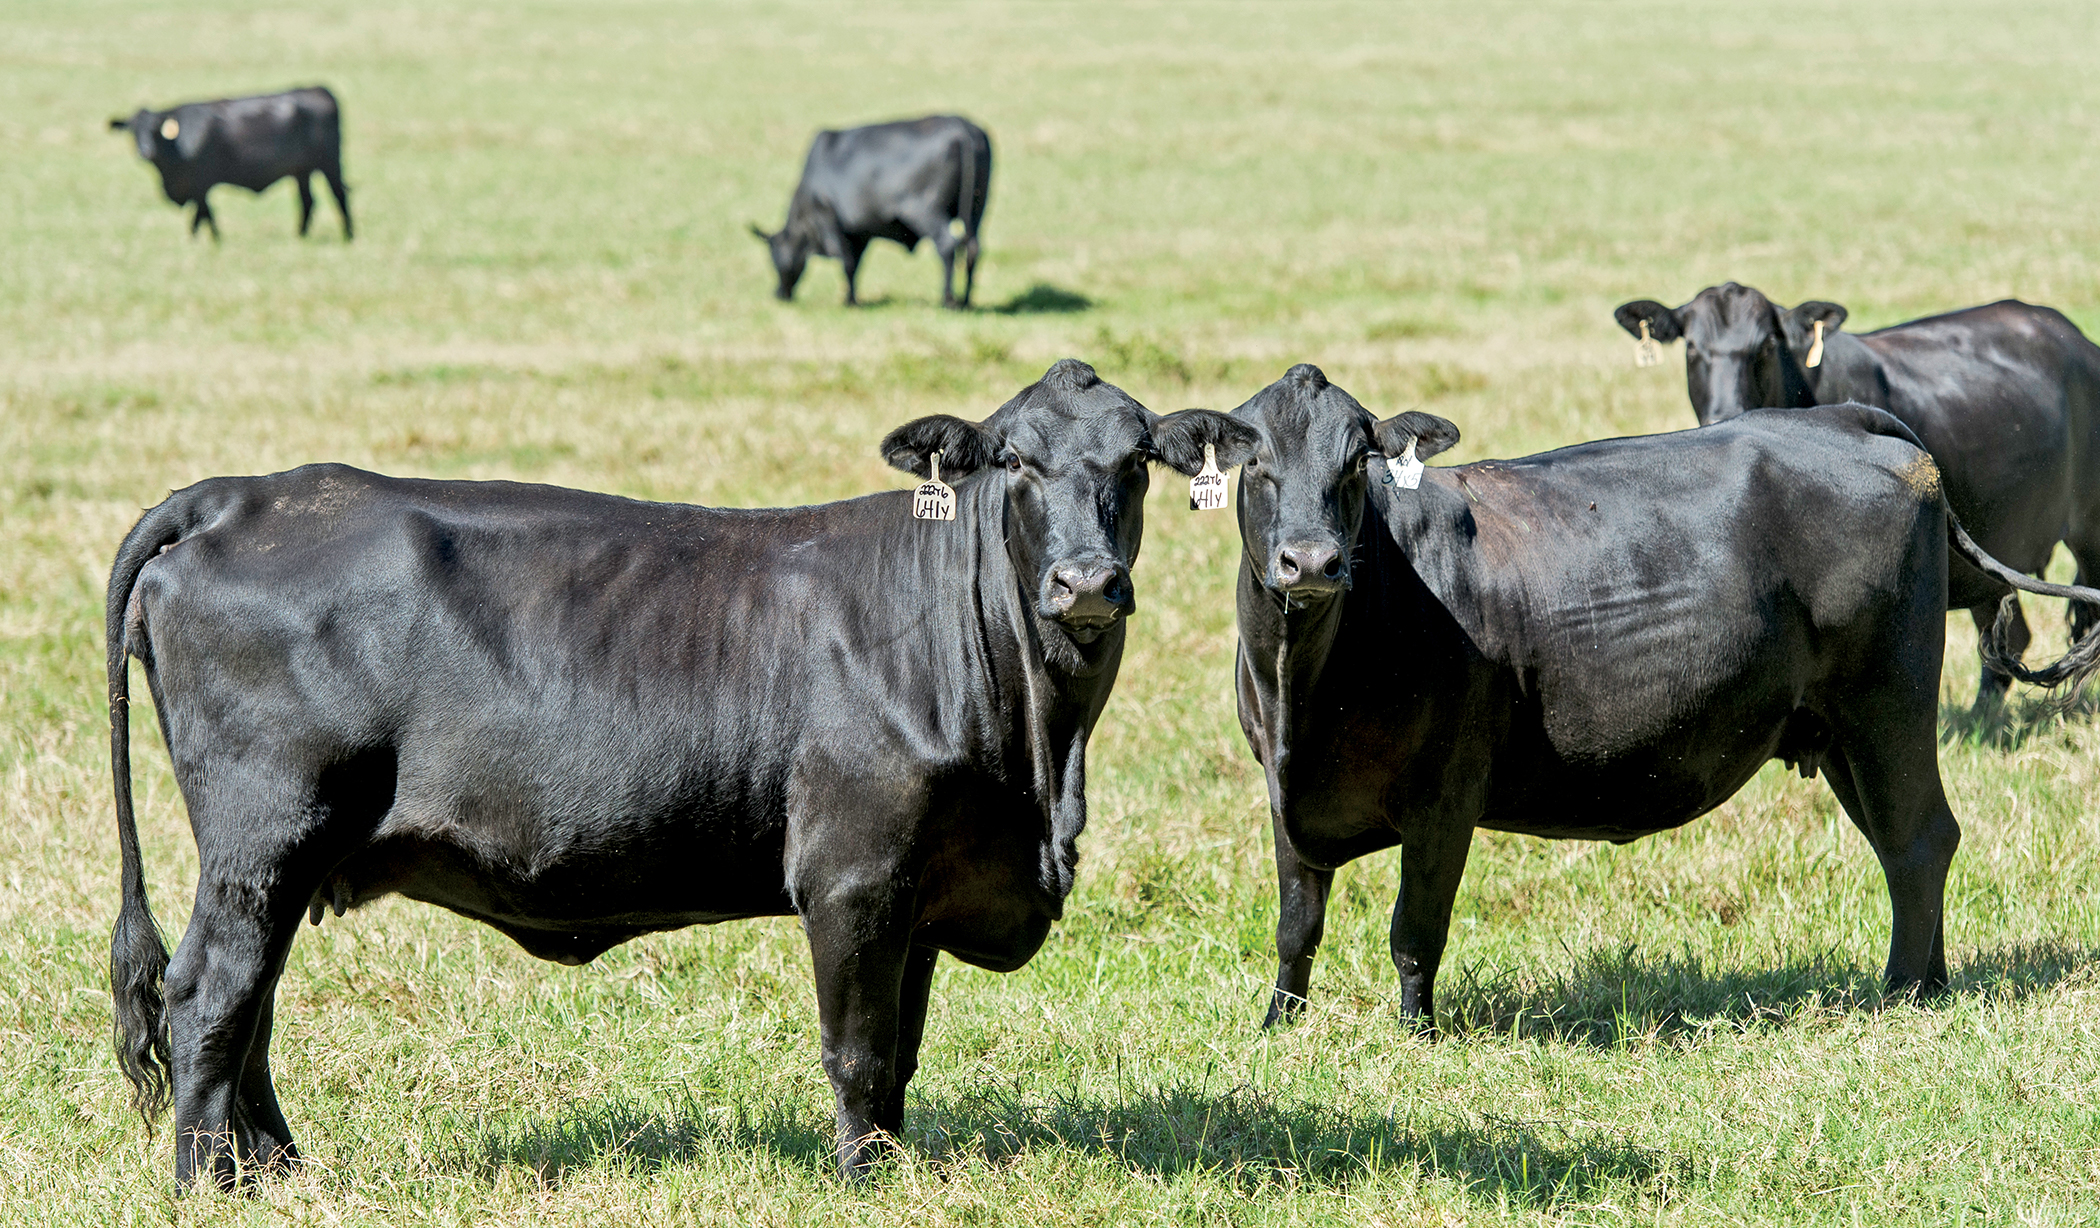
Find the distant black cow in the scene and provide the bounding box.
[1218,364,2100,1030]
[752,115,990,308]
[1615,283,2100,715]
[105,359,1253,1188]
[110,87,351,240]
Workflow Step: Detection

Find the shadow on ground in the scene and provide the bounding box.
[1437,936,2096,1047]
[991,282,1094,314]
[1940,684,2100,749]
[444,1086,1682,1208]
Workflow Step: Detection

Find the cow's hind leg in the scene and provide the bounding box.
[321,161,352,240]
[1967,597,2026,721]
[1265,811,1335,1026]
[190,194,220,242]
[1821,737,1959,996]
[959,233,980,309]
[295,173,316,237]
[1388,817,1472,1032]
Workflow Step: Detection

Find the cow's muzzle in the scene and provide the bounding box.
[1271,540,1348,596]
[1043,559,1134,640]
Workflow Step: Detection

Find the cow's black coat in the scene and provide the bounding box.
[1615,283,2100,713]
[111,87,351,240]
[1220,365,2100,1029]
[753,115,991,308]
[106,360,1255,1187]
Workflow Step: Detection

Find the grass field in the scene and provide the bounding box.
[5,2,2100,1223]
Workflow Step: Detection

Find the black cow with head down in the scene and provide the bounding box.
[752,115,991,308]
[106,359,1255,1188]
[110,87,351,240]
[1615,283,2100,716]
[1218,364,2100,1030]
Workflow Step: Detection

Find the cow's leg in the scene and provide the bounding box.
[839,235,869,307]
[959,233,980,309]
[880,943,939,1130]
[1264,811,1334,1026]
[2067,534,2100,646]
[190,194,219,242]
[295,173,316,237]
[801,887,914,1177]
[934,230,960,308]
[235,988,299,1173]
[165,859,305,1190]
[1967,596,2026,719]
[321,161,352,240]
[1822,739,1959,996]
[1388,818,1472,1031]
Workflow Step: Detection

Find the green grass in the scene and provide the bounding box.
[5,1,2100,1223]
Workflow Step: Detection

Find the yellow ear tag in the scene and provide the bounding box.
[1634,319,1663,368]
[1189,442,1229,511]
[159,117,179,140]
[1806,319,1826,369]
[912,450,956,521]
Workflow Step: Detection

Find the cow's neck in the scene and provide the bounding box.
[954,475,1122,900]
[1234,548,1350,796]
[1801,331,1887,409]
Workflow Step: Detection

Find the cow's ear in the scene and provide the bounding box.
[1789,301,1848,333]
[881,414,997,479]
[1373,411,1461,462]
[1150,408,1260,476]
[1614,299,1682,343]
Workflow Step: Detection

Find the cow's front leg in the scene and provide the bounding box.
[837,234,869,307]
[881,943,939,1129]
[802,890,915,1177]
[1265,810,1334,1026]
[295,172,316,236]
[1389,818,1472,1032]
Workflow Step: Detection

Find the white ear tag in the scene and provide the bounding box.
[1806,319,1826,369]
[1189,442,1229,511]
[1634,319,1663,368]
[1384,439,1423,491]
[160,117,180,140]
[912,450,956,521]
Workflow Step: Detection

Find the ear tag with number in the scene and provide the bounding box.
[1384,439,1424,491]
[159,117,180,140]
[1634,319,1663,368]
[912,450,956,521]
[1189,442,1229,511]
[1805,319,1826,369]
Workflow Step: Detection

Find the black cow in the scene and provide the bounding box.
[751,115,991,308]
[105,359,1255,1187]
[110,87,351,240]
[1218,364,2100,1030]
[1615,283,2100,715]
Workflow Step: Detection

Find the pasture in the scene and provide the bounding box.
[4,0,2099,1222]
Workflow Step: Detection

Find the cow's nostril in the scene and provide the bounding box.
[1322,556,1344,579]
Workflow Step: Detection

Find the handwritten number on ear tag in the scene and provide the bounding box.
[1634,319,1663,368]
[913,450,957,521]
[1189,442,1229,511]
[1384,439,1423,491]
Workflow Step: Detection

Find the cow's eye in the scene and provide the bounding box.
[1002,453,1023,474]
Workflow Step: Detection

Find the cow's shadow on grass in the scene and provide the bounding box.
[441,939,2087,1200]
[444,1086,1682,1207]
[990,282,1094,314]
[1435,936,2096,1048]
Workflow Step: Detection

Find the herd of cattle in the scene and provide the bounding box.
[101,88,2100,1190]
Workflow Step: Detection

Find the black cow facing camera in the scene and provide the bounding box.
[753,115,991,308]
[110,86,350,240]
[1217,364,2100,1031]
[105,359,1254,1188]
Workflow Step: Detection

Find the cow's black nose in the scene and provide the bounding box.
[1274,542,1345,593]
[1046,562,1131,627]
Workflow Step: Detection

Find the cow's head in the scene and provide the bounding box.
[1614,282,1815,424]
[881,358,1255,661]
[111,110,168,163]
[1226,364,1458,599]
[749,223,808,301]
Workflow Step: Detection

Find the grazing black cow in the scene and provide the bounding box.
[1614,283,2100,715]
[105,359,1255,1188]
[1218,364,2100,1030]
[752,115,991,308]
[110,87,351,240]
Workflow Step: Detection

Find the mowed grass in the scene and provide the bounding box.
[4,1,2100,1223]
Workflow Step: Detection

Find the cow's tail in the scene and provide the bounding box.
[107,495,191,1129]
[957,126,979,239]
[1946,501,2100,695]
